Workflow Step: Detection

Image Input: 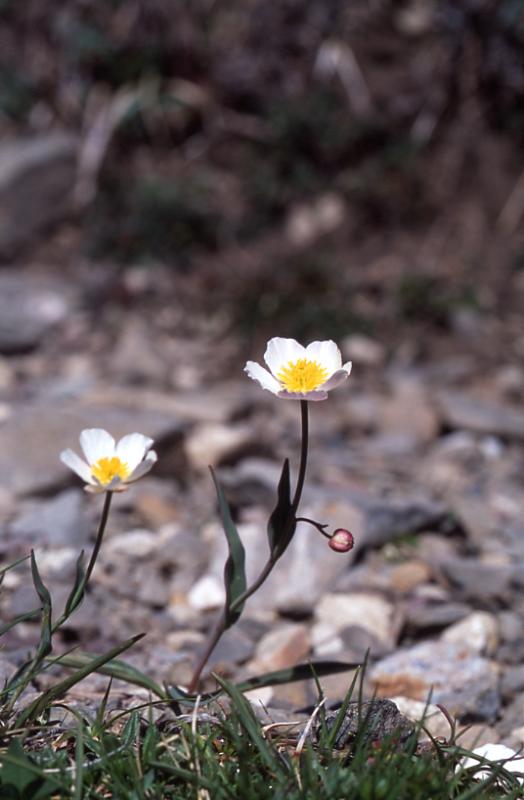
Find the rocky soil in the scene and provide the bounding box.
[0,261,523,750]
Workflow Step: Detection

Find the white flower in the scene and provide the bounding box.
[60,428,157,493]
[245,337,352,401]
[460,744,524,785]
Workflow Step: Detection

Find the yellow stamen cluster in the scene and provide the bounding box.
[277,358,329,393]
[91,456,130,486]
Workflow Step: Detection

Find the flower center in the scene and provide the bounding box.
[91,456,130,485]
[277,358,329,393]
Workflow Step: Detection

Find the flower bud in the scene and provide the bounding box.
[329,528,355,553]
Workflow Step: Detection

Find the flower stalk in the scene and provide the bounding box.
[187,400,310,694]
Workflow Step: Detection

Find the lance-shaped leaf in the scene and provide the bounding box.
[0,608,40,638]
[166,660,361,704]
[0,554,30,589]
[64,550,86,618]
[210,467,246,628]
[31,551,53,662]
[267,458,296,559]
[16,633,145,727]
[51,651,165,700]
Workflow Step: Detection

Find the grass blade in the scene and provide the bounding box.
[51,651,166,699]
[16,632,145,727]
[0,608,40,637]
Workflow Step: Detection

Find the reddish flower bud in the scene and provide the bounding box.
[329,528,355,553]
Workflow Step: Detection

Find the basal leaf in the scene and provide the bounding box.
[210,467,246,628]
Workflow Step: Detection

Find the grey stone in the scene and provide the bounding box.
[436,391,524,440]
[0,133,78,254]
[501,665,524,700]
[441,558,513,601]
[370,640,500,721]
[313,699,414,749]
[0,273,72,354]
[498,695,524,738]
[364,496,448,549]
[405,600,472,633]
[205,627,255,675]
[9,489,89,547]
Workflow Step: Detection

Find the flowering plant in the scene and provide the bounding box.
[187,338,354,693]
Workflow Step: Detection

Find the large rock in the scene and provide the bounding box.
[8,488,90,547]
[370,640,500,721]
[0,134,78,255]
[0,273,73,354]
[436,391,524,440]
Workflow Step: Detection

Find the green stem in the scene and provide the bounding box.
[84,491,113,587]
[187,401,309,694]
[291,400,309,513]
[52,491,113,634]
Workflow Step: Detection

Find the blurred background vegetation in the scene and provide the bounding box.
[1,0,523,354]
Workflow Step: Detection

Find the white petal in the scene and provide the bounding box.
[318,365,352,391]
[244,361,281,394]
[60,449,95,484]
[277,390,328,401]
[127,450,158,482]
[305,340,342,373]
[79,429,116,466]
[264,338,305,377]
[116,433,154,471]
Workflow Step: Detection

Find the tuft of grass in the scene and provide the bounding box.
[0,678,522,799]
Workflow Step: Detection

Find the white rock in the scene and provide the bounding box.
[441,612,499,655]
[311,622,345,657]
[185,422,251,470]
[460,744,524,785]
[106,529,158,557]
[316,592,398,649]
[187,574,225,611]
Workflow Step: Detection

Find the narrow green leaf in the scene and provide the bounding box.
[210,467,246,628]
[16,633,145,727]
[148,761,220,792]
[233,660,361,694]
[166,660,361,705]
[0,554,31,588]
[73,721,85,800]
[64,550,86,618]
[326,666,362,750]
[0,608,40,638]
[30,551,52,662]
[51,652,166,699]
